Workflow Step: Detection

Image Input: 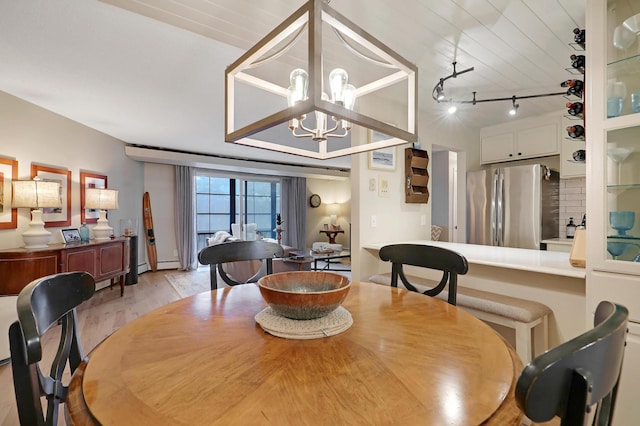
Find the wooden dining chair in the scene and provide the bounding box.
[8,271,96,426]
[515,300,629,425]
[198,240,284,290]
[378,244,468,305]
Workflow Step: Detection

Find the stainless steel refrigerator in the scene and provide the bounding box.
[466,164,559,249]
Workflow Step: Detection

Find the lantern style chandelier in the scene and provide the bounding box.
[225,0,418,160]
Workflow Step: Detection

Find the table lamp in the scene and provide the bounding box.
[84,188,119,240]
[12,178,62,248]
[327,203,339,226]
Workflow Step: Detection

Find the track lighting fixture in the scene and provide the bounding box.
[435,79,446,101]
[432,62,566,114]
[508,97,519,116]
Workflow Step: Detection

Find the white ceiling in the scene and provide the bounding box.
[0,0,586,169]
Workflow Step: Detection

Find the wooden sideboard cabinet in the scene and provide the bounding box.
[0,237,130,296]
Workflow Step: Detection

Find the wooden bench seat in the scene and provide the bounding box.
[368,273,551,363]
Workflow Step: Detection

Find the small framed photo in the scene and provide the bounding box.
[368,129,397,171]
[61,228,82,243]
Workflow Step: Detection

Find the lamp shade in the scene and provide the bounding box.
[84,188,119,210]
[326,203,340,216]
[12,180,61,208]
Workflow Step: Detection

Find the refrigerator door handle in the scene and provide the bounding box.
[497,171,505,246]
[491,171,499,246]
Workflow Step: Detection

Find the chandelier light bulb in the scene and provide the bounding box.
[436,85,445,101]
[289,68,309,104]
[343,84,357,110]
[329,68,349,105]
[448,103,457,114]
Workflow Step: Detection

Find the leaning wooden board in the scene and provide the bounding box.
[143,192,158,272]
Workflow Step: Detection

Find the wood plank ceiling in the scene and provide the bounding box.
[101,0,587,127]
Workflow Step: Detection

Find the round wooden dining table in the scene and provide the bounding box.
[67,281,523,425]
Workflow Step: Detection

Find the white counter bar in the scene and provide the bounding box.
[362,240,587,352]
[363,240,585,279]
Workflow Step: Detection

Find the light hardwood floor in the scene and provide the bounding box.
[0,270,184,426]
[0,269,557,426]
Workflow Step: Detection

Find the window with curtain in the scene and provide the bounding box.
[195,174,280,252]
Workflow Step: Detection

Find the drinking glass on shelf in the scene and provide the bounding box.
[631,92,640,113]
[607,81,627,117]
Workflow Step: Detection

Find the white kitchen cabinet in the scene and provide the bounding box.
[586,0,640,423]
[480,116,560,164]
[480,132,514,163]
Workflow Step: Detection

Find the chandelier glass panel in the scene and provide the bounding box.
[225,0,418,160]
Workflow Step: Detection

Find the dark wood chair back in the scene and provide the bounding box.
[378,244,468,305]
[198,240,284,290]
[9,271,95,426]
[515,300,629,425]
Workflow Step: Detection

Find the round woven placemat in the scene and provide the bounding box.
[255,306,353,339]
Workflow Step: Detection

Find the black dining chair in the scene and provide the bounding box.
[198,240,284,290]
[515,300,629,425]
[8,271,96,426]
[378,244,468,305]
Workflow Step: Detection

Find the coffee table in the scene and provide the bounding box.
[309,249,351,271]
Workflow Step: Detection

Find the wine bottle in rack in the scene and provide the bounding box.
[573,28,585,49]
[566,101,584,116]
[561,79,584,97]
[566,125,585,138]
[570,54,586,73]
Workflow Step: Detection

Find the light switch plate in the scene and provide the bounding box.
[378,177,390,197]
[369,178,376,191]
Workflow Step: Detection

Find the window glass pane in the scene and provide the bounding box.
[211,178,230,194]
[195,176,209,193]
[210,215,230,231]
[196,214,210,232]
[196,194,210,214]
[209,195,230,214]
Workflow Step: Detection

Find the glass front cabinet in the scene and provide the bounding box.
[587,1,640,424]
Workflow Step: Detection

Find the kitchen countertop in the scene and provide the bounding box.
[363,240,586,279]
[542,238,574,246]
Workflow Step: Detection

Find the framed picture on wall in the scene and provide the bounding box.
[367,129,397,171]
[31,164,71,228]
[80,171,107,224]
[0,156,18,229]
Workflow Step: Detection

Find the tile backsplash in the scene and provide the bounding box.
[559,177,586,238]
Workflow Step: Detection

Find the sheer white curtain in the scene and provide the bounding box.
[174,165,198,270]
[281,177,307,250]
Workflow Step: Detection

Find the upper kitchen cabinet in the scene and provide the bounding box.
[480,112,560,164]
[587,0,640,274]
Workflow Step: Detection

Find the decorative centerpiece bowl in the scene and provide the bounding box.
[610,211,635,235]
[258,271,351,320]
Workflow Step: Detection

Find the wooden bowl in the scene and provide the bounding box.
[258,271,351,320]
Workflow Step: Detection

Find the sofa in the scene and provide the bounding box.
[206,231,310,283]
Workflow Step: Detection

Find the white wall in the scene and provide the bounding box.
[0,92,145,266]
[306,178,351,249]
[352,111,480,281]
[143,163,180,269]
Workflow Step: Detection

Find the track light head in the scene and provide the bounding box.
[436,84,445,101]
[509,96,519,116]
